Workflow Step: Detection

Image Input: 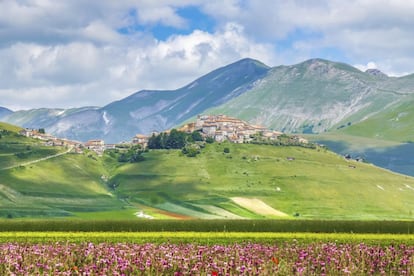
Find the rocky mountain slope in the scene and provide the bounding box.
[1,58,414,143]
[1,59,269,143]
[208,59,414,138]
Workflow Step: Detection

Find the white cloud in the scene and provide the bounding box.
[1,0,414,110]
[0,19,276,110]
[354,62,377,73]
[132,23,275,88]
[199,0,414,75]
[134,4,187,28]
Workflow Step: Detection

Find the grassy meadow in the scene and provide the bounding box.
[110,142,414,220]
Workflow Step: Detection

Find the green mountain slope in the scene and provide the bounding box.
[336,92,414,142]
[206,59,412,137]
[0,123,122,218]
[0,122,64,169]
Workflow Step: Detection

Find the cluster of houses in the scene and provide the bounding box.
[19,114,308,155]
[18,128,109,155]
[19,128,84,153]
[183,114,284,143]
[130,114,287,148]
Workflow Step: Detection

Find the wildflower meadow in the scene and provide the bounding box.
[0,241,413,275]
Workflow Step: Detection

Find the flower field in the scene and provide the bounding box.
[0,241,413,275]
[0,232,413,275]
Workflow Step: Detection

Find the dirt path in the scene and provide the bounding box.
[0,146,74,171]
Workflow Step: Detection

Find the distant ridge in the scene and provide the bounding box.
[0,106,12,118]
[2,57,414,143]
[2,58,270,143]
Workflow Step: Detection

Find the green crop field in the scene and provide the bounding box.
[0,231,413,245]
[0,219,413,234]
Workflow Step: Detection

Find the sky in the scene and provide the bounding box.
[1,0,414,110]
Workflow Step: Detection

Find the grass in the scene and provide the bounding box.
[0,152,124,218]
[337,96,414,142]
[0,231,413,245]
[1,219,413,234]
[110,142,414,220]
[2,125,414,220]
[72,209,140,220]
[0,122,22,133]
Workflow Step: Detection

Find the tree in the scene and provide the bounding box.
[118,147,145,163]
[165,129,186,149]
[182,143,201,157]
[191,131,203,141]
[223,147,230,153]
[205,136,215,144]
[38,128,45,134]
[148,134,161,149]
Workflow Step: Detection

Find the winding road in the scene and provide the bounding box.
[0,146,74,171]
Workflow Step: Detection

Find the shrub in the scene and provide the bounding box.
[205,137,215,144]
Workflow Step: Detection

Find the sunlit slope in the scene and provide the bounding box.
[205,59,414,140]
[0,122,65,170]
[336,95,414,142]
[110,143,414,220]
[0,123,122,217]
[0,153,123,218]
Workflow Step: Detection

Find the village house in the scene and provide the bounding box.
[132,134,148,148]
[263,130,283,140]
[84,139,105,155]
[178,122,196,133]
[104,144,117,150]
[19,128,35,137]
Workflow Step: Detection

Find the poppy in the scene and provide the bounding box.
[272,257,279,265]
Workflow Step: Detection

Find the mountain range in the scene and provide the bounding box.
[1,58,414,143]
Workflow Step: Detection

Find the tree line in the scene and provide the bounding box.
[147,129,204,149]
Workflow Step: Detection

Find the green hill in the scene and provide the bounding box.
[0,122,64,169]
[108,143,414,220]
[1,123,414,220]
[0,123,122,218]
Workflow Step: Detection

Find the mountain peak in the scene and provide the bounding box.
[235,57,270,68]
[365,68,388,78]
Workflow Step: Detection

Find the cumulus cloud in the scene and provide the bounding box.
[1,0,414,110]
[200,0,414,75]
[0,13,276,110]
[354,62,378,72]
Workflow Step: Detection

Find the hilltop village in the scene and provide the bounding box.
[19,114,308,155]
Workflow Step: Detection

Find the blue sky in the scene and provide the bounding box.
[1,0,414,110]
